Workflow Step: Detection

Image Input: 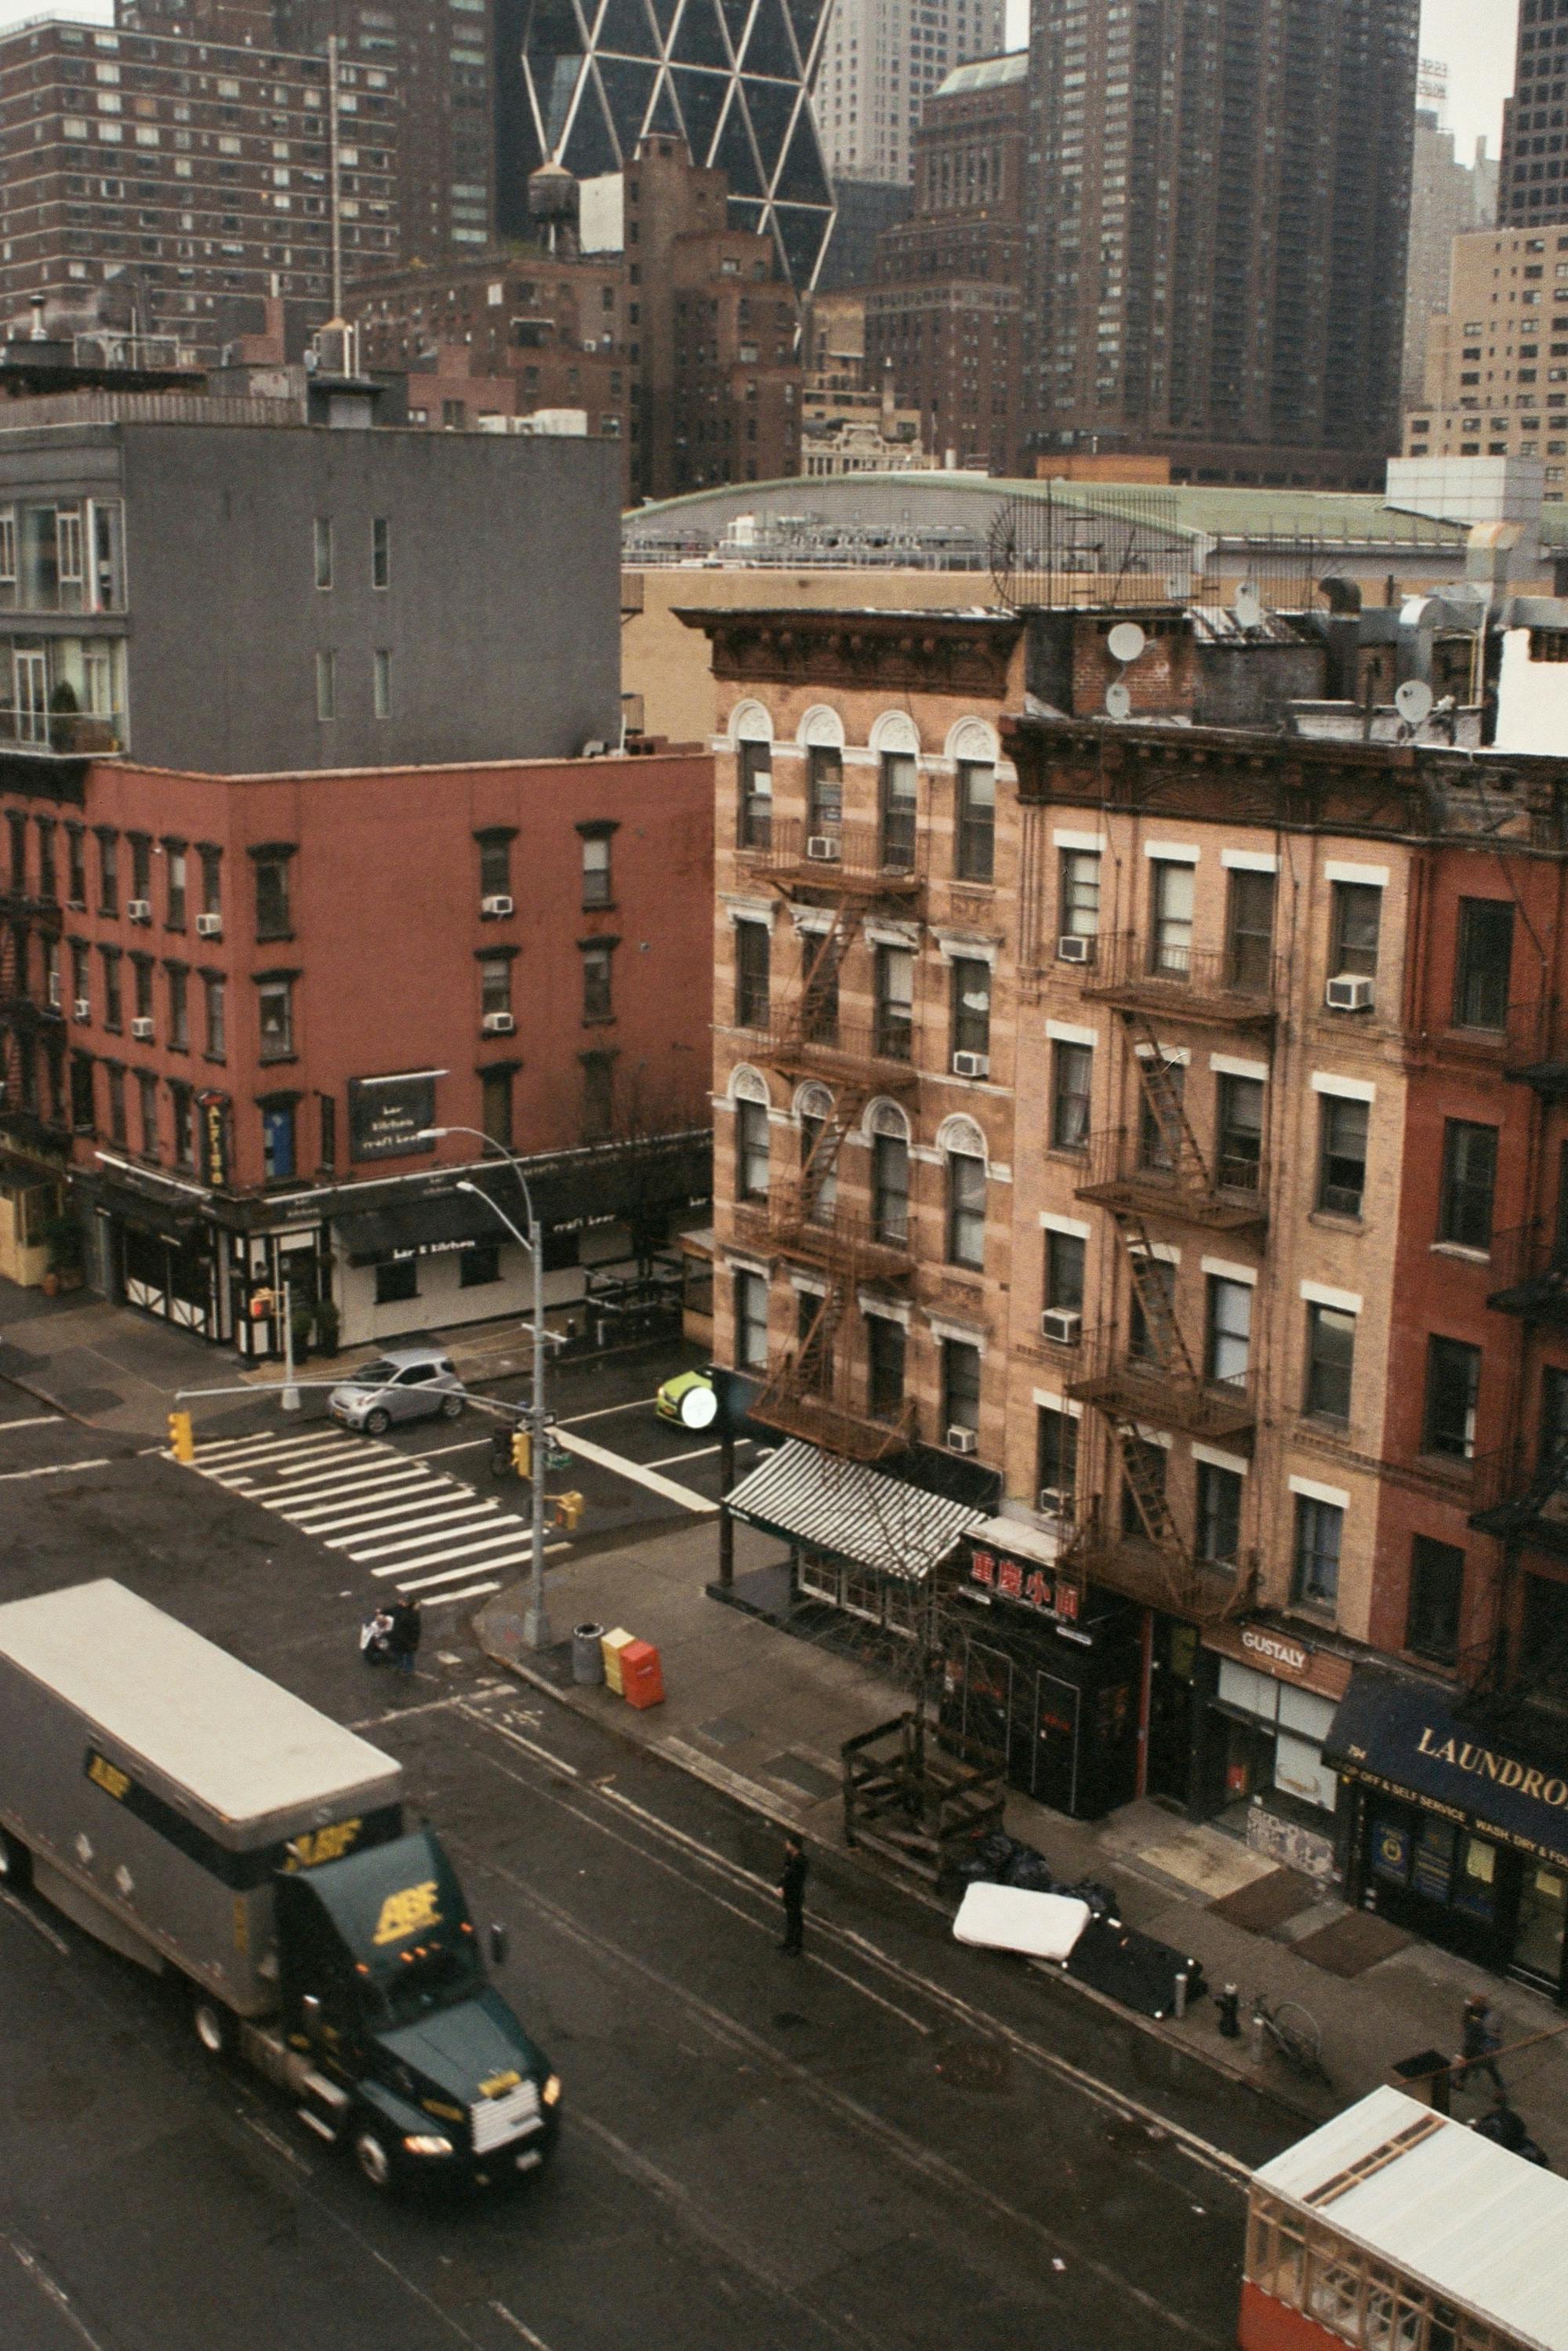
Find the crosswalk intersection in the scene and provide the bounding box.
[187,1427,563,1609]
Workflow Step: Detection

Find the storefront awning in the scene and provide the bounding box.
[335,1191,508,1265]
[1323,1669,1568,1870]
[727,1439,987,1583]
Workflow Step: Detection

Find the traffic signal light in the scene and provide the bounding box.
[552,1490,585,1533]
[249,1288,276,1321]
[510,1429,532,1479]
[168,1410,194,1464]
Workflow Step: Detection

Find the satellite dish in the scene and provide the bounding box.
[1233,581,1263,631]
[1105,683,1132,722]
[1107,621,1146,666]
[1396,679,1435,728]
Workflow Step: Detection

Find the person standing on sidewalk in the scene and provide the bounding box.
[388,1596,423,1678]
[1454,1992,1506,2095]
[777,1833,808,1957]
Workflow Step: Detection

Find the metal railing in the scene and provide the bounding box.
[0,706,125,756]
[1075,1125,1269,1229]
[1067,1324,1258,1443]
[1485,1220,1568,1321]
[762,1015,920,1083]
[735,813,926,893]
[1082,933,1283,1025]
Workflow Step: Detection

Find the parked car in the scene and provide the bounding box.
[328,1347,466,1435]
[655,1367,717,1431]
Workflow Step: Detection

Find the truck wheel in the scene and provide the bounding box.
[353,2125,395,2191]
[0,1828,31,1891]
[191,1995,234,2059]
[365,1409,390,1436]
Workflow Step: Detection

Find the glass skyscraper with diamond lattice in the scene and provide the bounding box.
[496,0,835,288]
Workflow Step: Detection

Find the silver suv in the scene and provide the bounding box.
[328,1346,466,1435]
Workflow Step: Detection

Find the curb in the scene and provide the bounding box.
[479,1629,1328,2126]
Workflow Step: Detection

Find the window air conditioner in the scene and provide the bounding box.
[1325,974,1374,1013]
[481,893,515,917]
[1038,1486,1072,1518]
[73,997,90,1021]
[947,1426,979,1456]
[195,912,223,937]
[127,898,152,922]
[47,977,61,1008]
[1058,933,1094,964]
[481,1010,516,1035]
[805,835,841,863]
[1041,1306,1082,1345]
[952,1050,990,1079]
[131,1016,154,1039]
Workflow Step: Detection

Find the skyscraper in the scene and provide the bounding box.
[1500,0,1568,227]
[495,0,835,288]
[815,0,1007,189]
[1022,0,1421,489]
[1403,105,1497,402]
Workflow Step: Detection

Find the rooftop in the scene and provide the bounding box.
[932,49,1029,96]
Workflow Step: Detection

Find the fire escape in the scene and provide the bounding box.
[735,816,921,1462]
[0,886,66,1148]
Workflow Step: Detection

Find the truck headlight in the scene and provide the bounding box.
[542,2074,562,2107]
[401,2132,455,2157]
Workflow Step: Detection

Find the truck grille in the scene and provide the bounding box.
[470,2078,542,2153]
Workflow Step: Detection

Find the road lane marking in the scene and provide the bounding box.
[370,1526,538,1576]
[0,1457,111,1482]
[0,2235,109,2351]
[419,1579,501,1605]
[0,1413,57,1431]
[554,1426,717,1511]
[261,1462,434,1507]
[318,1493,492,1539]
[350,1504,504,1559]
[473,1714,583,1776]
[394,1559,530,1594]
[643,1442,724,1469]
[281,1471,437,1517]
[408,1435,495,1459]
[489,2307,557,2351]
[558,1395,661,1424]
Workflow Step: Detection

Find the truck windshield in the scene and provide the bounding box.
[366,1941,482,2028]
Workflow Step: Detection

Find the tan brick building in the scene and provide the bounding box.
[1404,222,1568,490]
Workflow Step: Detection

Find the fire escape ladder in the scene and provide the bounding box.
[1107,1414,1189,1562]
[1119,1214,1201,1388]
[1124,1011,1210,1192]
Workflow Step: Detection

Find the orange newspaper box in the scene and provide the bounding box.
[619,1639,665,1711]
[601,1627,635,1694]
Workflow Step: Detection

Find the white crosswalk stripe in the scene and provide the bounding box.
[189,1427,561,1609]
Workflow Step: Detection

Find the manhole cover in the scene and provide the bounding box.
[933,2034,1013,2095]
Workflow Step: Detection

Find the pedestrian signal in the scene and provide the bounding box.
[552,1490,585,1533]
[249,1289,277,1320]
[510,1429,532,1478]
[168,1410,194,1464]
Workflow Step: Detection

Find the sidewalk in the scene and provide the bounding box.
[478,1518,1568,2165]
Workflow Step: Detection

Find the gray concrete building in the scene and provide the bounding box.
[0,400,622,773]
[1403,109,1497,401]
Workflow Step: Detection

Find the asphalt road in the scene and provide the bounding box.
[0,1370,1299,2351]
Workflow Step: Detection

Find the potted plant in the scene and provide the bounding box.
[314,1297,340,1361]
[47,677,79,755]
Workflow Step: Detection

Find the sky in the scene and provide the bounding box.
[0,0,1524,160]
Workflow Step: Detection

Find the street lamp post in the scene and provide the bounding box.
[418,1126,553,1653]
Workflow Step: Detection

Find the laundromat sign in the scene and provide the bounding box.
[966,1541,1080,1624]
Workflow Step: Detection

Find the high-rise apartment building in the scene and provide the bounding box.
[1022,0,1420,490]
[816,0,1006,189]
[1402,222,1568,494]
[1499,0,1568,227]
[0,13,397,364]
[1403,107,1497,402]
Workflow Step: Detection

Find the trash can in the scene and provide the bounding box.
[620,1638,666,1711]
[1387,2049,1451,2116]
[601,1627,635,1695]
[572,1623,606,1686]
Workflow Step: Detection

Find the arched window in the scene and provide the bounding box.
[868,1097,911,1248]
[732,701,773,850]
[796,1080,837,1225]
[948,718,998,883]
[800,706,845,844]
[870,712,920,873]
[940,1112,987,1271]
[731,1063,771,1204]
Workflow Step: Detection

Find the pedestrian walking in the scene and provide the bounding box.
[1454,1992,1506,2095]
[777,1832,808,1957]
[387,1595,423,1678]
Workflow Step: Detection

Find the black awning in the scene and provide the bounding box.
[334,1137,710,1265]
[336,1190,506,1265]
[1323,1668,1568,1870]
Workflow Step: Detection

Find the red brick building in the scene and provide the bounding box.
[0,746,712,1351]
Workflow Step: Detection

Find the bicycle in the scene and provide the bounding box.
[1252,1990,1331,2086]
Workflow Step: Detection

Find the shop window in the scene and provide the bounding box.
[1137,1054,1183,1170]
[946,1148,985,1269]
[459,1240,501,1287]
[253,851,292,941]
[374,1256,418,1304]
[1453,898,1514,1032]
[1036,1406,1077,1507]
[1205,1276,1251,1389]
[880,751,917,872]
[737,736,771,848]
[872,1128,909,1246]
[1316,1093,1368,1216]
[949,957,990,1061]
[1051,1039,1092,1151]
[941,1337,982,1440]
[866,1312,906,1420]
[1225,866,1275,993]
[258,977,294,1061]
[261,1099,296,1181]
[873,945,913,1061]
[808,744,841,837]
[955,760,994,882]
[1217,1074,1264,1192]
[1059,847,1100,955]
[736,1097,770,1199]
[734,1268,768,1370]
[581,942,615,1023]
[734,919,770,1029]
[1196,1461,1242,1570]
[1045,1228,1085,1314]
[481,1065,514,1150]
[1406,1536,1465,1664]
[1423,1335,1480,1461]
[1304,1302,1356,1423]
[1148,858,1193,978]
[1291,1494,1342,1611]
[1438,1120,1497,1251]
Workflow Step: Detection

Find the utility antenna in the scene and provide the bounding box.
[328,34,343,322]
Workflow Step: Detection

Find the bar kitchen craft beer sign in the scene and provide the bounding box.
[347,1072,438,1162]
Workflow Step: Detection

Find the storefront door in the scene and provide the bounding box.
[1365,1798,1511,1972]
[1033,1671,1082,1814]
[1512,1861,1568,1997]
[1146,1617,1200,1804]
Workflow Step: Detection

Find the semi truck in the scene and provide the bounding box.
[0,1579,561,2193]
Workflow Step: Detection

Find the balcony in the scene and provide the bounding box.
[763,1016,921,1094]
[1074,1127,1268,1234]
[1067,1329,1257,1446]
[1065,1502,1254,1622]
[1486,1221,1568,1326]
[0,706,124,759]
[729,1188,914,1285]
[736,815,925,903]
[1468,1443,1568,1555]
[750,1364,916,1463]
[1081,934,1280,1032]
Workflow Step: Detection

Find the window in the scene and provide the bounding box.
[872,1128,910,1246]
[132,956,153,1025]
[1129,1256,1175,1364]
[1424,1336,1481,1461]
[66,825,85,906]
[733,920,770,1029]
[1292,1494,1342,1610]
[253,853,292,940]
[1051,1040,1092,1151]
[1407,1536,1465,1665]
[581,831,612,908]
[866,1313,906,1420]
[873,945,913,1061]
[319,1094,336,1174]
[69,1053,94,1133]
[374,1256,418,1304]
[1330,880,1381,979]
[100,946,122,1032]
[1036,1405,1077,1504]
[70,940,89,1015]
[1217,1074,1265,1192]
[315,649,336,721]
[1149,858,1194,977]
[136,1068,158,1158]
[942,1337,982,1439]
[1453,898,1514,1031]
[736,1097,770,1199]
[950,957,991,1060]
[203,974,225,1060]
[313,514,332,589]
[372,649,392,720]
[459,1240,501,1287]
[956,760,995,881]
[1196,1462,1243,1572]
[165,844,186,929]
[97,828,118,916]
[581,1050,615,1141]
[1540,1363,1568,1469]
[371,514,390,589]
[258,978,293,1061]
[1304,1303,1355,1422]
[199,847,221,921]
[129,834,151,906]
[1317,1094,1368,1217]
[581,942,614,1022]
[36,819,56,902]
[880,751,917,871]
[799,1105,838,1223]
[480,955,512,1018]
[1046,1228,1086,1313]
[735,1268,769,1371]
[1206,1276,1252,1389]
[1439,1121,1498,1251]
[261,1100,296,1182]
[167,964,188,1050]
[808,745,842,837]
[170,1081,194,1170]
[477,833,512,899]
[106,1063,126,1145]
[1058,847,1101,955]
[1225,868,1275,993]
[801,931,840,1043]
[946,1148,985,1268]
[481,1065,514,1149]
[737,737,772,847]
